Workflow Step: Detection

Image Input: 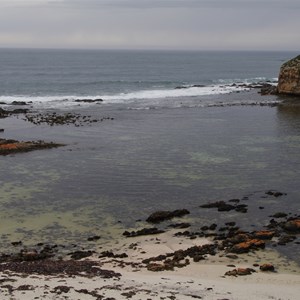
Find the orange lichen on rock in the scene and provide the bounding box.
[230,239,265,254]
[0,139,63,155]
[0,143,20,150]
[252,230,275,240]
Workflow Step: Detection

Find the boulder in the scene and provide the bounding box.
[260,264,275,272]
[277,55,300,95]
[225,268,255,276]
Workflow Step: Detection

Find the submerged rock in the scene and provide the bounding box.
[200,201,248,213]
[277,55,300,95]
[146,209,190,223]
[282,219,300,232]
[123,227,165,237]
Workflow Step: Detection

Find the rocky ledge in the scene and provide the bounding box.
[0,138,63,155]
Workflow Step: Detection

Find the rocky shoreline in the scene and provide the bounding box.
[0,188,299,299]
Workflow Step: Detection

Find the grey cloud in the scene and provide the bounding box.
[49,0,300,9]
[0,0,299,50]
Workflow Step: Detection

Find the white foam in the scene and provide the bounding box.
[100,85,249,104]
[0,84,250,109]
[3,78,279,109]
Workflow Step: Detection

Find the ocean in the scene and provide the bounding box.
[0,49,295,109]
[0,49,299,265]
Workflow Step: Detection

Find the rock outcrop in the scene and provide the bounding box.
[277,55,300,95]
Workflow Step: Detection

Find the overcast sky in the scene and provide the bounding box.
[0,0,299,50]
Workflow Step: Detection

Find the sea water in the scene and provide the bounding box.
[0,49,296,108]
[0,49,299,265]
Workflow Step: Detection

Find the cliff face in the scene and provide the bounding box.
[277,55,300,95]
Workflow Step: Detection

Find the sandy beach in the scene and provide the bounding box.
[1,229,300,300]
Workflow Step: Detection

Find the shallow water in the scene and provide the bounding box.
[0,93,300,266]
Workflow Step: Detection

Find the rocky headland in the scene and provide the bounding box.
[277,55,300,95]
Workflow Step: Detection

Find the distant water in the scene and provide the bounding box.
[0,49,297,109]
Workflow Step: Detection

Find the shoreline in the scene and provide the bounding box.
[1,229,300,299]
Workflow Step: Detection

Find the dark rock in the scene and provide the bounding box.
[200,201,235,211]
[168,222,191,229]
[99,251,128,259]
[175,86,188,89]
[225,222,236,227]
[209,223,218,230]
[277,235,296,245]
[218,203,236,211]
[15,285,34,291]
[270,212,288,218]
[193,255,205,262]
[146,209,190,223]
[53,285,71,294]
[74,99,103,103]
[87,235,101,241]
[0,259,121,278]
[235,204,248,213]
[260,264,275,272]
[24,112,110,127]
[123,227,165,237]
[11,108,29,114]
[265,190,286,197]
[144,244,217,271]
[11,241,22,246]
[11,101,28,106]
[192,84,206,88]
[282,219,300,232]
[200,201,247,213]
[225,268,255,276]
[228,199,240,203]
[259,84,277,95]
[0,129,4,132]
[225,254,239,259]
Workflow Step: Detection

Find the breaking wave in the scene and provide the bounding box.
[0,77,278,109]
